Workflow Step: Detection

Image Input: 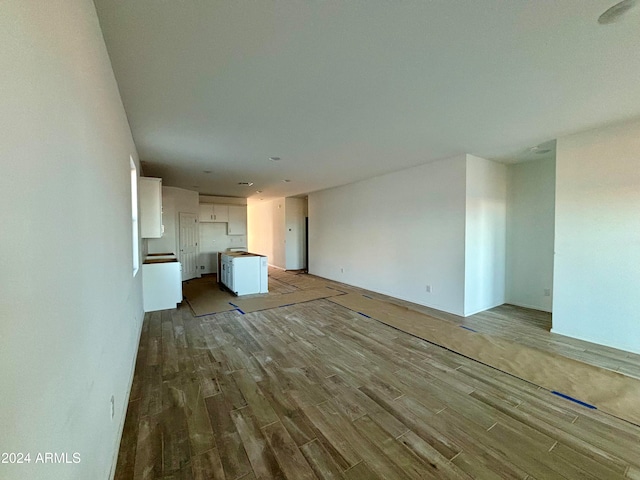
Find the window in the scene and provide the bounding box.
[131,156,140,275]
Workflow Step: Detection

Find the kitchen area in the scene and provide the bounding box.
[197,201,248,275]
[140,180,268,311]
[199,201,271,296]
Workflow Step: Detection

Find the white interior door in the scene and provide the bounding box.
[179,212,199,281]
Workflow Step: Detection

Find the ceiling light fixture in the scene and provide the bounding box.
[238,182,254,186]
[256,190,263,193]
[598,0,637,24]
[283,179,291,183]
[269,156,281,161]
[203,170,212,174]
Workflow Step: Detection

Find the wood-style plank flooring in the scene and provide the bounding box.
[312,274,640,380]
[116,271,640,479]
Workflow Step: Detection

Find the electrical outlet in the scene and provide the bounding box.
[426,285,432,293]
[200,265,205,270]
[110,395,115,420]
[544,288,551,297]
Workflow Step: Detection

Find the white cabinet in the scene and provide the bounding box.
[220,252,268,295]
[220,254,232,288]
[198,204,213,223]
[228,205,247,235]
[142,256,182,312]
[213,204,229,222]
[139,177,163,238]
[198,203,229,223]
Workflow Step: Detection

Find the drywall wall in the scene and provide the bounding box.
[505,158,555,312]
[0,1,143,479]
[248,198,287,268]
[464,155,507,316]
[271,200,287,269]
[248,197,306,270]
[553,119,640,354]
[285,197,308,270]
[199,223,248,274]
[199,223,226,274]
[147,186,199,255]
[248,200,273,265]
[309,155,468,315]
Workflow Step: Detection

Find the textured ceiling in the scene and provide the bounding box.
[94,0,640,199]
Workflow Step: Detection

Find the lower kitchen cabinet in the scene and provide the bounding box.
[220,252,268,295]
[142,255,182,312]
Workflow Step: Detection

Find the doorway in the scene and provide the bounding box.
[304,216,309,272]
[179,212,199,281]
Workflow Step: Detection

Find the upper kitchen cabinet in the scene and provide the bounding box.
[227,205,247,235]
[199,204,230,223]
[139,177,163,238]
[198,204,213,223]
[213,204,229,223]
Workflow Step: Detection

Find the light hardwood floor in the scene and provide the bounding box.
[115,271,640,479]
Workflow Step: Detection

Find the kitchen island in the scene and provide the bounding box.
[219,252,268,296]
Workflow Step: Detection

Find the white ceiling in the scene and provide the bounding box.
[94,0,640,199]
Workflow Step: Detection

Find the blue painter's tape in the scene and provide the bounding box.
[551,391,597,409]
[358,312,372,318]
[235,308,246,315]
[229,302,238,307]
[460,326,478,333]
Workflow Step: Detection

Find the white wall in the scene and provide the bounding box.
[0,1,143,478]
[248,200,272,265]
[248,197,307,270]
[505,158,555,312]
[199,223,248,274]
[271,200,287,269]
[199,223,225,274]
[248,198,287,269]
[148,186,199,255]
[285,197,307,270]
[309,155,468,315]
[553,119,640,354]
[464,155,507,316]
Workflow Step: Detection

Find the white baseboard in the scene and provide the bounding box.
[505,301,552,313]
[109,310,145,480]
[463,301,505,317]
[550,328,640,355]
